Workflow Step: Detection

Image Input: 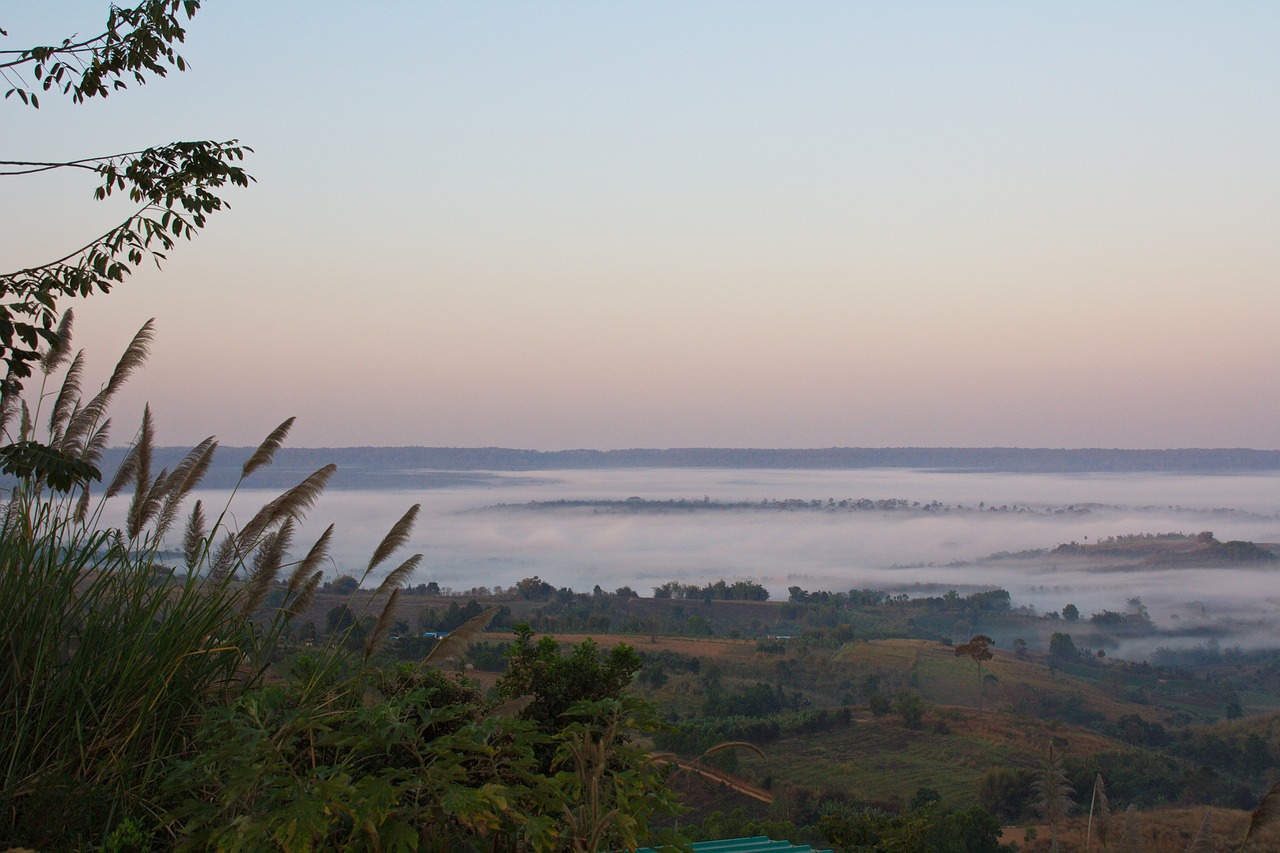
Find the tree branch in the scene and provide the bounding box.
[0,149,154,176]
[0,137,251,393]
[2,0,202,108]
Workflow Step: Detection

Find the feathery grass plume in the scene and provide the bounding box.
[557,725,619,853]
[40,309,75,375]
[1033,742,1075,853]
[134,405,154,493]
[103,319,155,397]
[104,444,139,499]
[125,406,157,539]
[83,417,113,468]
[208,532,239,584]
[1086,773,1111,853]
[183,500,207,571]
[0,389,16,437]
[424,606,497,665]
[242,416,295,479]
[129,467,173,541]
[240,520,295,615]
[238,554,279,615]
[283,569,323,621]
[236,464,336,550]
[62,389,106,454]
[62,320,155,453]
[1241,778,1280,850]
[154,437,217,539]
[366,503,420,577]
[60,393,98,454]
[56,398,80,444]
[74,487,90,524]
[1119,804,1143,853]
[286,523,333,594]
[234,502,276,552]
[160,436,218,501]
[252,519,295,580]
[19,398,32,440]
[373,553,422,597]
[363,587,401,662]
[47,349,85,443]
[1186,810,1213,853]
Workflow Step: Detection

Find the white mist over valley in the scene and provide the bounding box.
[100,466,1280,656]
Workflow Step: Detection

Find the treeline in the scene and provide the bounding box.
[787,586,1012,613]
[491,497,1087,516]
[653,578,770,600]
[1051,533,1275,563]
[1154,538,1276,564]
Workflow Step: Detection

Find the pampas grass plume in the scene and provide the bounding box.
[242,416,295,478]
[367,503,420,576]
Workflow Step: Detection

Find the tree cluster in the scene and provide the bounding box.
[653,578,770,601]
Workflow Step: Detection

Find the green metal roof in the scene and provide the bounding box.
[636,836,832,853]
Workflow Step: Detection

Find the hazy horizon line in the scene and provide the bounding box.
[72,447,1280,485]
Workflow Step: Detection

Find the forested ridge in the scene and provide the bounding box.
[53,446,1280,491]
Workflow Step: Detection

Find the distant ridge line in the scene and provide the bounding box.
[81,446,1280,491]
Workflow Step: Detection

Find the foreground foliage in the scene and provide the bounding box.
[0,325,681,850]
[0,476,681,850]
[173,675,677,852]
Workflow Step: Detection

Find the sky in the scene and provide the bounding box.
[2,2,1278,450]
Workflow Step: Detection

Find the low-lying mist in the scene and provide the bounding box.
[101,467,1280,660]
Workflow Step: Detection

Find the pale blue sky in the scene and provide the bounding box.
[2,2,1278,449]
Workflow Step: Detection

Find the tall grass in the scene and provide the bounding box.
[0,484,245,841]
[0,318,419,847]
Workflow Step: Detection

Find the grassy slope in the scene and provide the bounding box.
[731,710,1121,808]
[736,639,1131,808]
[492,633,1280,837]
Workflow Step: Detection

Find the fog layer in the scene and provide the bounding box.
[102,468,1280,653]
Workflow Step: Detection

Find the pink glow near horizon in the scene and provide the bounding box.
[2,2,1277,450]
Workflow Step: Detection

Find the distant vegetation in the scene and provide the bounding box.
[332,558,1280,850]
[489,496,1097,516]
